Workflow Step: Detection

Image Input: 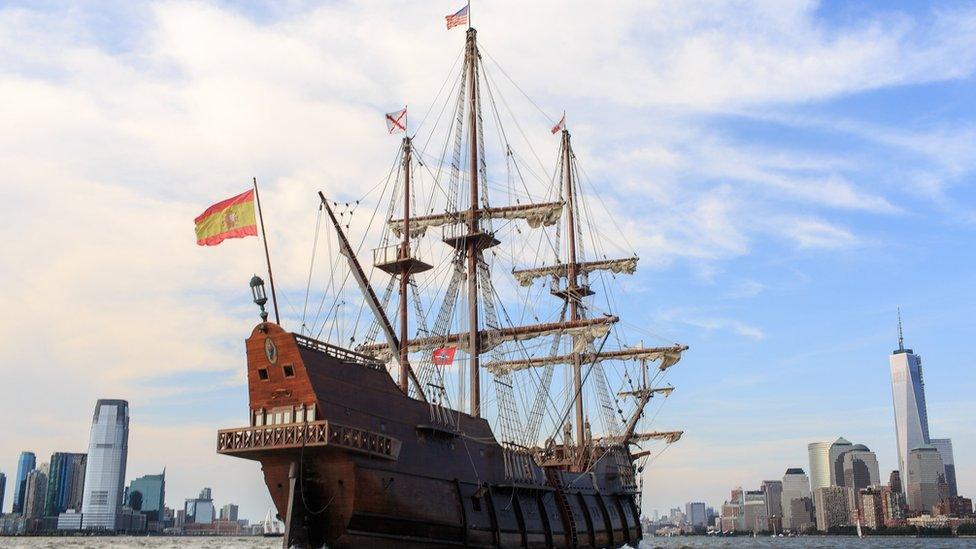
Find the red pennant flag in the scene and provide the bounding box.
[432,347,457,366]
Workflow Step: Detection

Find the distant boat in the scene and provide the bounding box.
[263,508,283,538]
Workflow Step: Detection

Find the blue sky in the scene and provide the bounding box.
[0,1,974,521]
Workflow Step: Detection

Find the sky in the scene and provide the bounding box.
[1,0,975,523]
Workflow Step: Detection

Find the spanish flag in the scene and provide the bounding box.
[195,189,258,246]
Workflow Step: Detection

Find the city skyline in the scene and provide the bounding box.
[1,1,975,520]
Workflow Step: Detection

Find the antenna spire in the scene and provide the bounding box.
[897,307,904,352]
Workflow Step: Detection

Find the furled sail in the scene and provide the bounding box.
[617,386,675,399]
[356,316,618,361]
[512,257,639,287]
[388,201,563,238]
[598,430,684,446]
[483,344,687,375]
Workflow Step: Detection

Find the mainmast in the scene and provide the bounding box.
[562,129,586,449]
[465,27,481,417]
[399,136,412,393]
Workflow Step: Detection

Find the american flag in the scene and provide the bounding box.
[445,4,469,30]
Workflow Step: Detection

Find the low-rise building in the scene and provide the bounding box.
[57,510,84,531]
[933,496,973,518]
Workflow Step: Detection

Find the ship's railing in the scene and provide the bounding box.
[293,334,385,370]
[216,420,401,461]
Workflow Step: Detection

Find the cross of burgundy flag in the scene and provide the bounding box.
[386,107,407,134]
[551,113,566,135]
[445,4,469,30]
[432,346,458,366]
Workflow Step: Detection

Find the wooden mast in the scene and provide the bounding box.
[465,27,481,418]
[398,137,412,393]
[562,130,585,451]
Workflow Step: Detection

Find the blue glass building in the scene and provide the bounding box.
[12,451,36,514]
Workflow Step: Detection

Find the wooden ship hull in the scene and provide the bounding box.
[217,323,642,548]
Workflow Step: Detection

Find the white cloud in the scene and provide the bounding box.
[776,216,860,249]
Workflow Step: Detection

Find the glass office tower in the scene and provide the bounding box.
[889,327,930,493]
[12,451,36,514]
[81,400,129,530]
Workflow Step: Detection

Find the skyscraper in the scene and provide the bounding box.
[23,466,49,520]
[808,438,851,490]
[907,445,944,513]
[127,471,166,521]
[781,468,811,531]
[840,445,881,490]
[44,452,87,517]
[12,451,36,514]
[219,503,239,522]
[761,480,783,528]
[0,472,5,514]
[81,400,130,531]
[684,501,706,527]
[890,314,930,493]
[185,487,215,524]
[807,442,832,491]
[929,438,957,497]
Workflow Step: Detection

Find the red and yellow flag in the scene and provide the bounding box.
[195,189,258,246]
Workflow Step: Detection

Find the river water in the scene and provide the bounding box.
[0,537,972,548]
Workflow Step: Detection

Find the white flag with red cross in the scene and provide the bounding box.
[386,107,407,134]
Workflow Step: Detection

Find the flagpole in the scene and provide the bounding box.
[468,0,472,28]
[253,177,280,324]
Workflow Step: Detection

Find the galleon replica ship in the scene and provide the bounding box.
[217,19,687,549]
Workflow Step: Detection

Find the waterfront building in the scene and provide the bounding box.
[12,451,36,514]
[841,445,881,490]
[907,445,945,513]
[761,480,783,531]
[933,496,973,517]
[0,471,5,514]
[781,468,811,530]
[44,452,87,517]
[219,503,239,522]
[720,488,743,532]
[185,487,215,524]
[929,438,958,497]
[814,486,852,531]
[742,490,767,533]
[23,467,49,519]
[719,501,740,532]
[788,497,815,531]
[881,484,906,524]
[81,399,130,531]
[890,317,931,493]
[859,488,885,529]
[56,509,83,531]
[127,471,166,521]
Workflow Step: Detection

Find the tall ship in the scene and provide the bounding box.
[217,21,687,549]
